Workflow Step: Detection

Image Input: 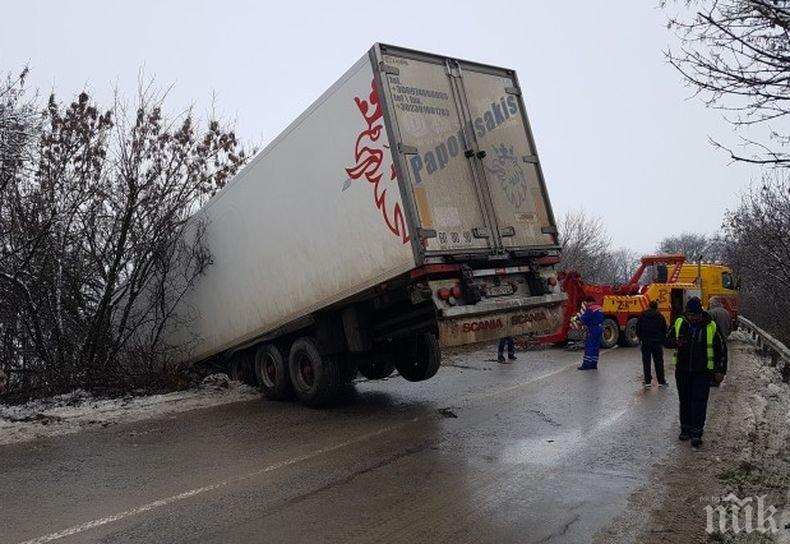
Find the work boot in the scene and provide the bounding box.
[658,382,669,388]
[691,437,703,448]
[678,432,690,441]
[644,382,652,389]
[577,365,591,371]
[508,354,517,361]
[497,355,507,364]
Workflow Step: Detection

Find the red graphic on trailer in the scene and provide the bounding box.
[345,79,410,244]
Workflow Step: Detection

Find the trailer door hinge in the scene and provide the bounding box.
[472,227,490,239]
[398,143,418,155]
[499,226,516,237]
[505,86,521,96]
[541,226,558,235]
[522,155,539,164]
[379,63,400,76]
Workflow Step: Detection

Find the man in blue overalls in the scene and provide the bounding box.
[666,297,727,448]
[576,296,604,370]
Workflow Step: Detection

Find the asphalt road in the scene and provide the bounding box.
[2,344,682,544]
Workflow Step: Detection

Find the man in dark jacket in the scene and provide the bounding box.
[707,297,731,388]
[636,300,667,387]
[667,297,727,448]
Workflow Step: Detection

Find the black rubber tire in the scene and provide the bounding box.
[394,333,441,382]
[619,317,640,347]
[288,337,340,407]
[254,344,292,400]
[600,318,620,349]
[228,350,256,385]
[358,357,396,380]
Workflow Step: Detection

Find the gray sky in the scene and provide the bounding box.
[1,0,762,253]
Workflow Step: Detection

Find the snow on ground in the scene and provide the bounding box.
[0,374,260,446]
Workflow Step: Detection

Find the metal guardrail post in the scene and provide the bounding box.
[737,316,790,384]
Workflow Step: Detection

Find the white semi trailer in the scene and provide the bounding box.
[175,44,566,405]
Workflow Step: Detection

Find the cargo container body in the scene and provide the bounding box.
[172,44,566,405]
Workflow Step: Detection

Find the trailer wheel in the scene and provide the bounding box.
[394,333,441,382]
[229,350,256,385]
[288,337,340,406]
[619,317,640,347]
[254,344,292,400]
[358,357,396,380]
[600,318,620,349]
[338,356,359,384]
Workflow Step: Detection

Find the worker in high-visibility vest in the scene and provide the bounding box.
[666,296,727,448]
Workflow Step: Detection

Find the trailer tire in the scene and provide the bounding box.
[358,357,396,380]
[394,333,441,382]
[600,318,620,349]
[254,344,292,400]
[338,357,359,384]
[229,350,256,385]
[619,317,640,347]
[288,337,340,407]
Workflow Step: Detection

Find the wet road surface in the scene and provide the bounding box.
[1,344,680,544]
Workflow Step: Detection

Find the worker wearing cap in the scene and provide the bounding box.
[666,296,727,448]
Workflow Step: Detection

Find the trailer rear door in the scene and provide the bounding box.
[375,45,557,255]
[455,64,556,249]
[377,52,497,254]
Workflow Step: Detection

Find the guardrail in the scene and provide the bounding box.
[737,316,790,383]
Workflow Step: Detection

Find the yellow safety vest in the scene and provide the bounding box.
[672,317,716,370]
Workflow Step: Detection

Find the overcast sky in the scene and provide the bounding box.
[1,0,763,253]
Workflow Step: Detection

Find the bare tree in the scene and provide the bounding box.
[597,248,641,286]
[656,232,724,261]
[557,211,638,284]
[0,68,39,192]
[664,0,790,166]
[0,79,248,399]
[723,173,790,344]
[0,69,42,395]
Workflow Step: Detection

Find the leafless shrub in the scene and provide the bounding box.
[0,73,248,400]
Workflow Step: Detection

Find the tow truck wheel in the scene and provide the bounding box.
[288,337,340,407]
[620,317,640,347]
[254,344,292,400]
[394,333,441,382]
[600,318,620,349]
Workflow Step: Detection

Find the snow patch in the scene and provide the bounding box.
[0,378,260,446]
[767,382,784,398]
[749,393,768,426]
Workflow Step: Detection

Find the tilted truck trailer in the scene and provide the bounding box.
[171,43,566,406]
